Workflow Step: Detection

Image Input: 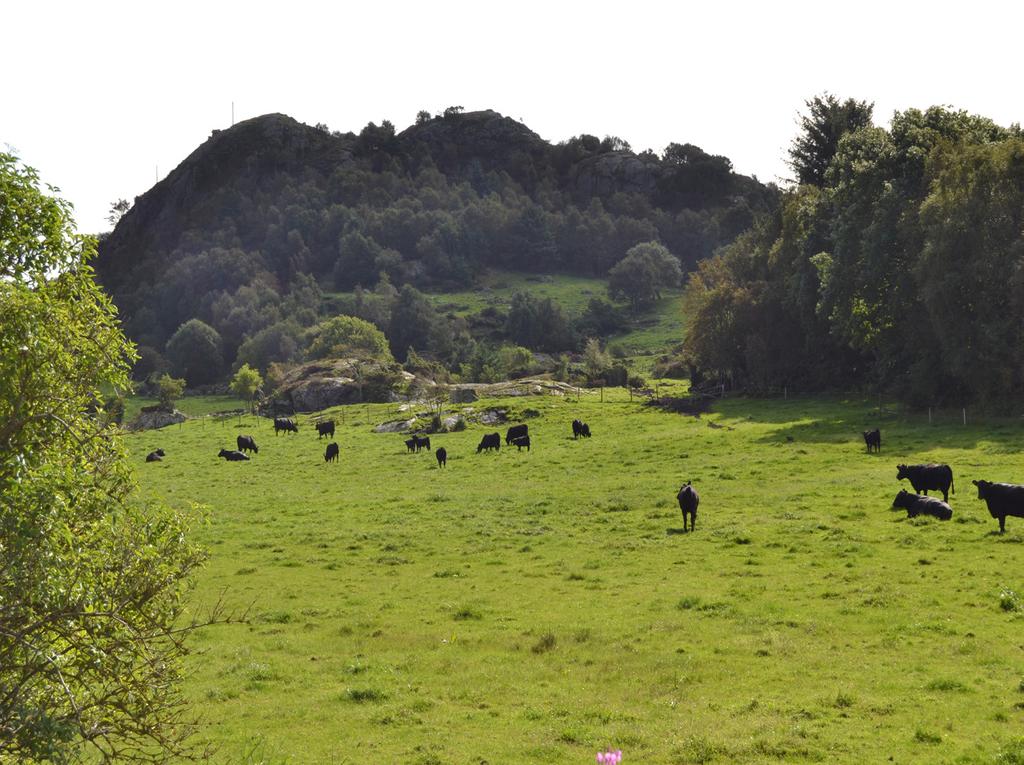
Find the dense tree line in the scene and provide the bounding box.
[685,95,1024,405]
[97,110,775,384]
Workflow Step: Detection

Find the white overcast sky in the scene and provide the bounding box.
[5,0,1023,234]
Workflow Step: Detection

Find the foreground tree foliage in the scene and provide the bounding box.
[0,154,211,762]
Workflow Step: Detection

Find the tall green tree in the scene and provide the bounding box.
[607,241,682,312]
[788,93,874,186]
[165,318,225,386]
[0,154,208,761]
[305,315,394,362]
[230,363,264,413]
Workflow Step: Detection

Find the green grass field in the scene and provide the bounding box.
[129,393,1024,764]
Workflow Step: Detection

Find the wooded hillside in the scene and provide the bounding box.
[95,109,774,382]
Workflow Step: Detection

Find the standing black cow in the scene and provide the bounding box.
[862,429,881,453]
[972,479,1024,533]
[325,442,339,463]
[511,435,530,451]
[274,417,298,435]
[436,447,447,468]
[477,433,501,453]
[580,423,591,438]
[415,435,432,452]
[405,438,418,453]
[572,419,584,439]
[316,420,335,439]
[505,424,529,445]
[218,448,249,461]
[677,481,699,532]
[237,435,259,454]
[892,489,952,520]
[897,463,954,502]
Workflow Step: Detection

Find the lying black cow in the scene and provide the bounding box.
[237,435,258,454]
[274,417,298,435]
[317,420,335,439]
[511,435,530,451]
[677,481,699,532]
[145,449,164,462]
[862,428,881,453]
[416,435,431,452]
[892,489,952,520]
[897,463,954,502]
[325,442,339,463]
[477,432,501,453]
[436,447,447,468]
[972,479,1024,533]
[218,448,249,461]
[505,424,528,445]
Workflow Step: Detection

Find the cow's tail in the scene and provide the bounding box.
[951,474,955,496]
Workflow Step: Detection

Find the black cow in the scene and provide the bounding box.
[677,481,699,532]
[415,435,432,452]
[317,420,335,439]
[572,419,584,439]
[405,438,418,453]
[972,479,1024,533]
[218,448,249,461]
[892,489,952,520]
[580,423,591,438]
[897,463,954,502]
[325,442,339,463]
[436,447,447,468]
[862,429,881,453]
[237,435,259,454]
[274,417,298,435]
[505,424,529,445]
[511,435,531,451]
[477,432,501,453]
[145,450,163,462]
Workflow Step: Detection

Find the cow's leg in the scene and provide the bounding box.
[1000,515,1006,533]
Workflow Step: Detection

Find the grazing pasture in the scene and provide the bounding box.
[130,394,1024,764]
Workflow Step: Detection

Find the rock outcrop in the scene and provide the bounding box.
[272,358,402,412]
[127,407,186,431]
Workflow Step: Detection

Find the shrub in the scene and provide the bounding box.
[165,318,225,385]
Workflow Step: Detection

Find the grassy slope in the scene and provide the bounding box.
[131,393,1024,764]
[324,270,686,356]
[124,394,248,423]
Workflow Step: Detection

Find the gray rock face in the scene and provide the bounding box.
[478,409,508,425]
[286,376,361,412]
[273,358,401,412]
[441,415,465,430]
[127,409,186,431]
[374,418,417,433]
[570,151,662,198]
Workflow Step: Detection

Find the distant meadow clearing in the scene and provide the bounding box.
[129,393,1024,764]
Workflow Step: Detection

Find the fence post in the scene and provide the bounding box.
[928,407,932,425]
[963,407,967,426]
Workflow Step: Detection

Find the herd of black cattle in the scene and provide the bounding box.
[144,419,1024,535]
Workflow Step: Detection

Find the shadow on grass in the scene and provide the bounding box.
[666,527,694,536]
[697,396,1024,451]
